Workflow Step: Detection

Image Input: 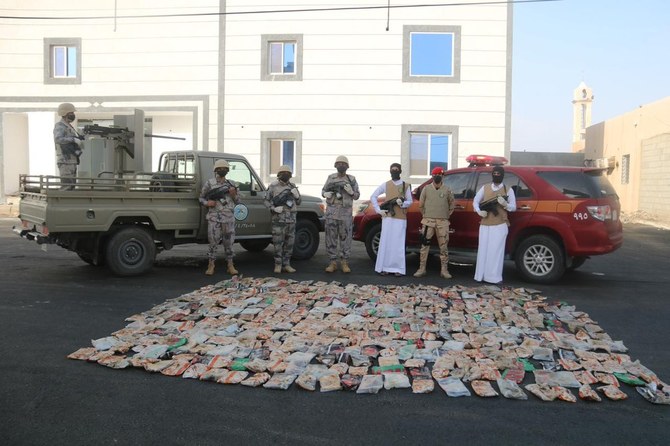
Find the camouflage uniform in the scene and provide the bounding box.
[322,173,360,261]
[199,177,240,262]
[264,180,301,267]
[53,120,81,190]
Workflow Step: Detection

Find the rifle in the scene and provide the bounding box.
[205,182,232,201]
[379,198,399,217]
[324,175,354,200]
[479,195,508,216]
[272,184,297,208]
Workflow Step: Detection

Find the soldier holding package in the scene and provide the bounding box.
[413,167,455,279]
[322,155,360,273]
[200,159,240,276]
[53,102,85,190]
[265,165,301,274]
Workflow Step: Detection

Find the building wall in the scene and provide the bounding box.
[223,0,511,196]
[0,0,511,200]
[585,96,670,216]
[639,133,670,221]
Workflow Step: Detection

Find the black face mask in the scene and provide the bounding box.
[390,171,401,181]
[278,173,291,183]
[433,176,442,184]
[65,113,76,122]
[336,166,348,174]
[492,174,503,184]
[215,168,229,177]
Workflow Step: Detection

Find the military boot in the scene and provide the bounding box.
[325,261,338,273]
[274,264,282,274]
[440,261,452,279]
[414,250,429,277]
[205,260,215,276]
[340,260,351,274]
[227,260,238,275]
[283,265,296,273]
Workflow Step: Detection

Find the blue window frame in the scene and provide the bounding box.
[270,139,295,174]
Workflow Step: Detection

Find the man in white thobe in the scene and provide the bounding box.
[473,165,516,284]
[370,163,412,276]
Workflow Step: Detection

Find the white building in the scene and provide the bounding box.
[0,0,512,200]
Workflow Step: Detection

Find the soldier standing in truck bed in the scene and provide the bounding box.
[200,159,240,276]
[53,102,84,190]
[321,155,360,273]
[265,165,301,274]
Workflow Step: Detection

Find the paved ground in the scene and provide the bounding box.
[1,217,669,445]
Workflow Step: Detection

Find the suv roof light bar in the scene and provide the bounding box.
[466,154,509,167]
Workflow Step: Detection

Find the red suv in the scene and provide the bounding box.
[352,155,623,283]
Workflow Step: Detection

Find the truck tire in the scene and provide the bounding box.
[364,223,381,260]
[515,234,565,284]
[150,173,175,192]
[105,227,156,276]
[292,219,319,260]
[240,239,271,252]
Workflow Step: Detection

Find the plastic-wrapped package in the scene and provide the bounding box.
[532,347,554,362]
[637,383,670,405]
[329,363,349,376]
[578,384,602,402]
[356,375,384,394]
[378,356,400,367]
[348,366,369,376]
[341,374,363,391]
[436,377,471,397]
[383,372,411,390]
[182,363,208,379]
[525,384,557,401]
[263,373,298,390]
[471,380,498,397]
[553,386,576,402]
[412,379,434,394]
[200,368,229,382]
[219,370,249,384]
[67,347,98,361]
[496,378,527,400]
[404,359,425,369]
[533,370,581,388]
[241,372,271,387]
[598,384,628,400]
[319,373,342,392]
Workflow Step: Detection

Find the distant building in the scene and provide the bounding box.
[585,96,670,221]
[0,0,513,202]
[571,81,594,152]
[510,151,584,167]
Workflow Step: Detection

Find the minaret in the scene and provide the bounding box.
[572,81,593,152]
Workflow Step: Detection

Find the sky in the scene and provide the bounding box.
[511,0,670,152]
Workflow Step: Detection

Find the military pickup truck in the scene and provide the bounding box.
[14,151,325,276]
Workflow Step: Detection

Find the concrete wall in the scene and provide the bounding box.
[1,114,29,195]
[585,96,670,215]
[639,133,670,221]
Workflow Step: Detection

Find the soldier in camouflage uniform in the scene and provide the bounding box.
[321,155,360,273]
[53,103,84,190]
[264,165,301,274]
[200,159,241,276]
[414,166,455,279]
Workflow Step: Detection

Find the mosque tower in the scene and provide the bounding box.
[572,81,594,152]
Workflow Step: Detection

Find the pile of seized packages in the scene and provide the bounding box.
[69,276,669,404]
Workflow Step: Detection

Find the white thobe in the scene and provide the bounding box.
[473,183,516,283]
[370,179,413,275]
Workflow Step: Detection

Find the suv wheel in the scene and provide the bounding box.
[515,234,565,284]
[105,227,156,276]
[364,223,381,260]
[292,219,319,260]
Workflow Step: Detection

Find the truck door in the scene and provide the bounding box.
[442,171,477,249]
[224,159,273,237]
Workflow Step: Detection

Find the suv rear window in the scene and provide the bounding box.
[537,171,618,199]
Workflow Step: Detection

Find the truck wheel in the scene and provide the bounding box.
[240,240,271,252]
[515,234,565,284]
[292,219,319,260]
[150,173,175,192]
[364,223,381,260]
[105,227,156,276]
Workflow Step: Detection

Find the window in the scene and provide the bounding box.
[409,133,449,176]
[261,34,303,81]
[538,171,618,199]
[401,124,458,182]
[260,131,302,183]
[621,154,630,184]
[475,172,532,199]
[443,172,471,199]
[44,38,81,84]
[403,25,461,83]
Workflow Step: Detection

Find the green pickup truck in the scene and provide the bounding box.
[14,151,325,276]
